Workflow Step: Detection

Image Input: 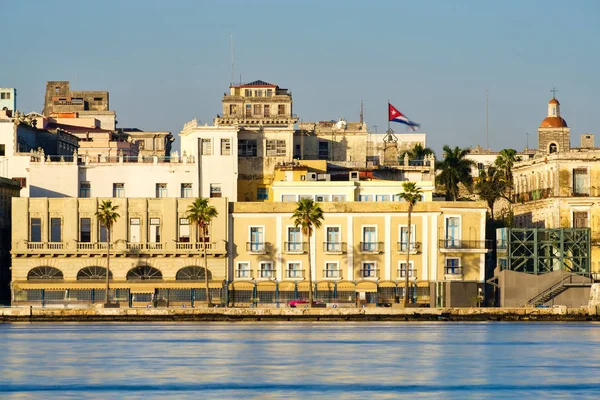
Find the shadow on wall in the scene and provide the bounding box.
[515,212,546,229]
[29,186,72,198]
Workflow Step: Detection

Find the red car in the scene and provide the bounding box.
[287,299,326,308]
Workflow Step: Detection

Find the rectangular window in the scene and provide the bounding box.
[362,262,377,278]
[181,183,192,198]
[278,104,286,115]
[245,104,252,117]
[249,226,264,252]
[287,227,302,252]
[221,138,231,155]
[229,104,237,115]
[260,262,274,278]
[238,139,257,157]
[12,177,26,188]
[266,89,273,97]
[399,226,416,251]
[281,194,296,202]
[80,182,91,198]
[332,194,347,202]
[376,195,391,202]
[445,217,460,247]
[399,262,415,278]
[236,262,251,278]
[30,218,42,242]
[201,139,212,155]
[326,226,341,252]
[80,218,91,243]
[445,258,461,275]
[325,262,340,278]
[287,262,302,278]
[573,211,589,228]
[359,195,373,202]
[156,183,167,198]
[573,168,589,196]
[318,141,329,159]
[315,195,329,202]
[257,188,269,200]
[129,218,141,243]
[50,218,61,242]
[266,139,286,156]
[253,104,262,115]
[362,226,378,252]
[0,144,4,156]
[149,218,161,242]
[179,218,190,242]
[99,224,107,243]
[210,184,222,198]
[113,183,125,198]
[245,89,252,97]
[263,104,270,117]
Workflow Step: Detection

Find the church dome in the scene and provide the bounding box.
[540,116,568,128]
[549,98,559,105]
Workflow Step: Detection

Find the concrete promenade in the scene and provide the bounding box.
[1,305,599,322]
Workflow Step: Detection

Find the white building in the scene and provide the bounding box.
[0,88,16,113]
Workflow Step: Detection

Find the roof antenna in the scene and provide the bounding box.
[230,35,234,86]
[360,100,364,124]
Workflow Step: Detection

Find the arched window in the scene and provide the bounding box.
[77,266,113,280]
[176,266,211,280]
[27,266,63,280]
[126,265,162,281]
[549,143,558,153]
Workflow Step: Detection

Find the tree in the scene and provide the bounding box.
[495,148,520,202]
[95,200,120,305]
[186,198,218,306]
[399,143,434,161]
[292,198,324,308]
[398,182,422,306]
[475,166,506,219]
[436,145,475,201]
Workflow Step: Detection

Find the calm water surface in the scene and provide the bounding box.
[1,322,600,399]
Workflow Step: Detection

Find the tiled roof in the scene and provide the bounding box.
[241,80,276,87]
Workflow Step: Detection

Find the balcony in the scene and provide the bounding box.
[360,269,379,279]
[285,269,305,279]
[360,242,382,253]
[246,242,269,254]
[323,242,347,254]
[323,269,342,279]
[235,270,253,279]
[513,188,552,203]
[444,266,464,281]
[398,269,417,278]
[439,239,492,253]
[284,242,307,254]
[396,242,421,254]
[258,269,276,279]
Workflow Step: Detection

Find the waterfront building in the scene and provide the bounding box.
[0,177,21,303]
[11,197,228,307]
[0,88,16,113]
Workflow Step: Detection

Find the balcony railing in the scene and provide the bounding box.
[323,269,341,279]
[398,269,417,278]
[445,266,463,275]
[146,243,163,250]
[175,242,218,250]
[286,269,305,279]
[396,242,421,253]
[17,241,225,254]
[27,242,45,250]
[284,242,307,253]
[246,242,269,254]
[235,270,253,279]
[513,188,552,203]
[126,243,144,251]
[323,242,347,253]
[360,242,382,253]
[439,239,492,250]
[360,269,379,278]
[258,269,276,279]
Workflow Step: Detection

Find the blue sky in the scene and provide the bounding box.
[2,0,599,155]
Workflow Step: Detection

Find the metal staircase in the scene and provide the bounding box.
[526,273,592,307]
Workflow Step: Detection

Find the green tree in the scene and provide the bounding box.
[398,182,422,306]
[436,145,475,201]
[399,143,434,161]
[95,200,120,304]
[475,166,506,220]
[495,148,520,201]
[186,198,219,306]
[292,198,324,307]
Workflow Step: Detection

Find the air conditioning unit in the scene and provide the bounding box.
[306,172,317,181]
[349,171,360,181]
[317,174,331,181]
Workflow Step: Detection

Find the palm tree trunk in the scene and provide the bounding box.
[307,232,313,308]
[404,205,412,307]
[202,224,211,306]
[105,227,110,304]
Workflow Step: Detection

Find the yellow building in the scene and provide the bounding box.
[11,197,228,307]
[230,201,489,307]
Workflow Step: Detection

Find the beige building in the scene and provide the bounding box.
[11,197,228,307]
[230,201,489,307]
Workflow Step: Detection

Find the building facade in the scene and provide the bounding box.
[0,88,16,113]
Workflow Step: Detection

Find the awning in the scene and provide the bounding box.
[297,282,311,291]
[336,281,356,291]
[278,281,296,291]
[378,280,397,288]
[230,281,255,291]
[256,282,276,292]
[355,281,378,293]
[317,281,335,291]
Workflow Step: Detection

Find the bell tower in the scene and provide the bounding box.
[538,90,569,154]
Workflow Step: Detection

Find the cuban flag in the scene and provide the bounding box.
[389,103,420,131]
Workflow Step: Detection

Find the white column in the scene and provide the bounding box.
[421,214,428,281]
[276,216,283,281]
[347,216,353,281]
[311,229,317,281]
[431,214,439,281]
[479,210,486,282]
[384,215,391,280]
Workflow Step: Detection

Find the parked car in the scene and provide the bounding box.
[287,299,326,308]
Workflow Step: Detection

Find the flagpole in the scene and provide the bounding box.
[387,99,390,132]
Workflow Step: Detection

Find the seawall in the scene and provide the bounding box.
[1,306,599,322]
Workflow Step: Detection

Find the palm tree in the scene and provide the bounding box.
[95,200,120,305]
[436,145,475,201]
[399,143,434,161]
[475,166,505,220]
[186,198,218,306]
[398,182,422,307]
[495,148,520,201]
[292,198,324,308]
